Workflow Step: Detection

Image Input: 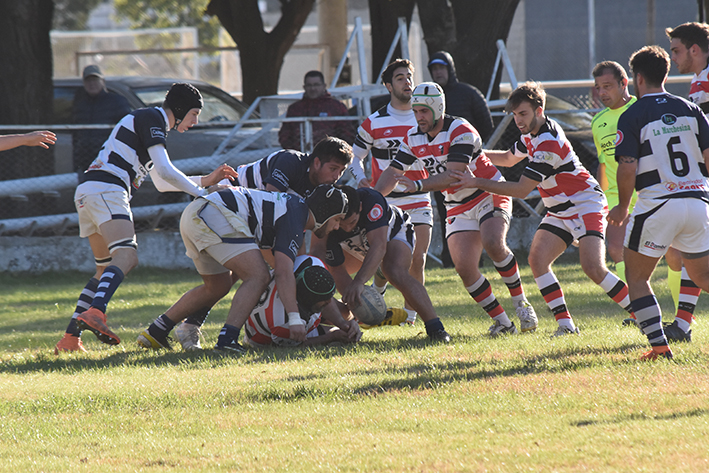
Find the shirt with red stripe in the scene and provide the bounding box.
[513,117,605,219]
[689,62,709,114]
[391,115,503,217]
[244,255,325,347]
[349,103,430,211]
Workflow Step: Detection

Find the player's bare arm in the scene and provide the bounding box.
[339,226,388,308]
[201,163,239,187]
[451,168,537,199]
[607,155,638,226]
[273,252,307,342]
[482,149,526,167]
[373,167,401,196]
[597,163,609,191]
[397,161,467,193]
[0,130,57,151]
[319,300,362,342]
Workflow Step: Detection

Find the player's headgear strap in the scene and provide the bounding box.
[305,185,348,232]
[295,264,336,312]
[411,82,445,122]
[165,83,203,123]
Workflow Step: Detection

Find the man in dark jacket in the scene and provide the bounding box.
[427,51,494,267]
[278,70,355,151]
[427,51,494,140]
[72,65,132,173]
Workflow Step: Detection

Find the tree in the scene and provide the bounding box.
[111,0,315,105]
[0,0,54,181]
[368,1,520,100]
[206,0,315,104]
[53,0,103,30]
[450,0,520,100]
[114,0,222,48]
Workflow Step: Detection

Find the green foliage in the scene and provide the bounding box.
[52,0,103,30]
[1,263,708,471]
[113,0,221,47]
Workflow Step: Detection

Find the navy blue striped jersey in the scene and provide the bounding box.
[615,92,709,201]
[325,187,408,266]
[204,187,309,261]
[82,107,169,195]
[235,149,316,197]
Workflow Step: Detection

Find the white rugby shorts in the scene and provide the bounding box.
[75,190,132,238]
[445,194,511,237]
[625,197,709,258]
[180,199,259,275]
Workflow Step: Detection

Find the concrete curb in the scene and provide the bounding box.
[0,217,544,274]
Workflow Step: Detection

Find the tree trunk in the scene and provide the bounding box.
[0,1,54,125]
[415,0,456,56]
[450,0,520,100]
[0,0,54,180]
[367,0,414,83]
[206,0,315,104]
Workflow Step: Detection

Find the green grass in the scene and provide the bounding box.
[1,261,708,472]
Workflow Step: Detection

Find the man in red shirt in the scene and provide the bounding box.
[278,70,354,151]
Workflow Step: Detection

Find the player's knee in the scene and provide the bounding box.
[206,274,234,298]
[108,238,139,271]
[607,244,624,264]
[483,240,509,261]
[581,260,606,284]
[256,268,272,290]
[386,265,410,287]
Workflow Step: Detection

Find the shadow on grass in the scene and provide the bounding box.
[0,337,647,392]
[571,408,708,426]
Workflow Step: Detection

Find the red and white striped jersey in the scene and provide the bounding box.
[349,104,430,210]
[391,115,504,217]
[689,63,709,112]
[243,255,326,347]
[513,117,605,219]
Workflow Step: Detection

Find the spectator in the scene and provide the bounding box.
[427,51,494,267]
[278,70,354,151]
[72,65,131,173]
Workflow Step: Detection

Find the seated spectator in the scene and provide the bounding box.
[278,70,354,151]
[72,65,131,173]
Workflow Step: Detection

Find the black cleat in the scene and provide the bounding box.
[663,320,692,343]
[215,340,247,354]
[429,329,451,343]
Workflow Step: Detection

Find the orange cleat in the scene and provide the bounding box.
[76,308,121,345]
[640,345,673,361]
[54,333,87,354]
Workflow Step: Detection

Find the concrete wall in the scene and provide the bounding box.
[0,232,193,274]
[0,216,543,274]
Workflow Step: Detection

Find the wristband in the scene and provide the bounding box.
[414,180,423,192]
[288,311,305,326]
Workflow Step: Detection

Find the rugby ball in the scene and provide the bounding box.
[352,286,387,326]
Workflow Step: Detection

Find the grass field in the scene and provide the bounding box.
[1,260,708,472]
